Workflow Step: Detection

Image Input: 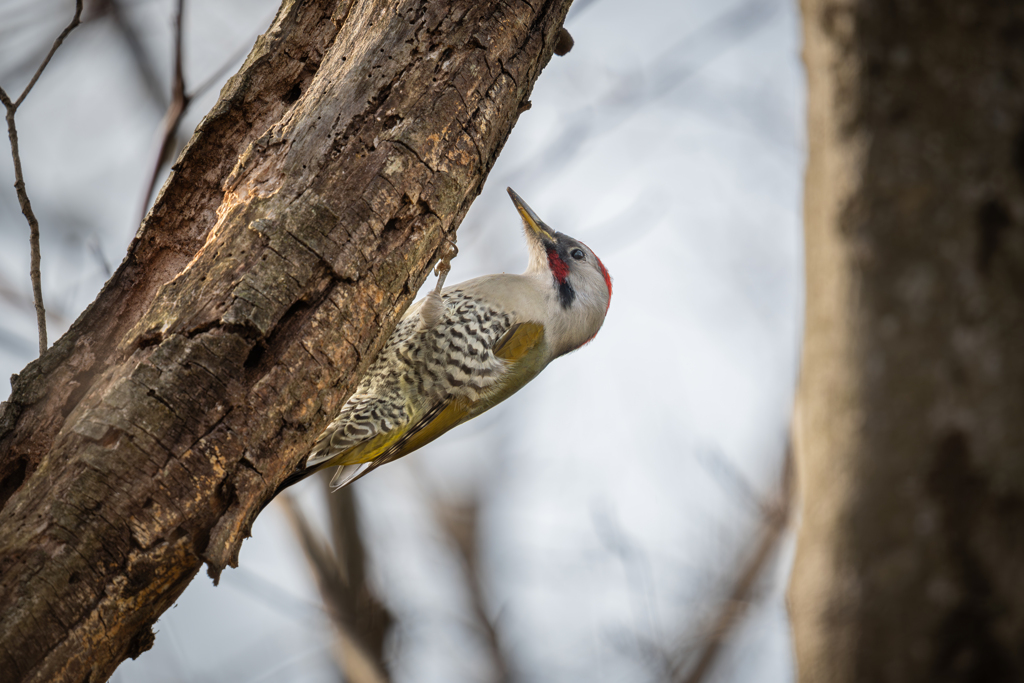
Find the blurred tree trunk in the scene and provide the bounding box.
[0,0,572,681]
[792,1,1024,681]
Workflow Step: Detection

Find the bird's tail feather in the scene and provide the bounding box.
[261,459,371,513]
[329,462,372,490]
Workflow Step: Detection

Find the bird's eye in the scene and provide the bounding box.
[570,248,585,261]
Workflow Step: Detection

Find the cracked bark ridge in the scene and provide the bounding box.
[0,0,573,681]
[792,1,1024,681]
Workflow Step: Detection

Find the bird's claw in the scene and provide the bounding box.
[433,238,459,292]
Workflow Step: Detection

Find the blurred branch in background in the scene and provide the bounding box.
[137,0,188,227]
[94,0,173,110]
[458,0,784,272]
[0,0,83,354]
[592,503,668,672]
[278,480,394,683]
[428,487,513,683]
[136,0,276,228]
[503,0,780,192]
[675,444,793,683]
[592,442,794,683]
[0,2,71,86]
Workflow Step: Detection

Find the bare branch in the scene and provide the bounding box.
[0,0,84,355]
[136,1,275,229]
[10,0,83,109]
[138,0,189,226]
[0,103,46,354]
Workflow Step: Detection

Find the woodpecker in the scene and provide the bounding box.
[277,188,612,493]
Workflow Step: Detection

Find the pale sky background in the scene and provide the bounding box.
[0,0,805,681]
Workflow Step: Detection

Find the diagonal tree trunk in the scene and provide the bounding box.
[792,1,1024,681]
[0,0,572,680]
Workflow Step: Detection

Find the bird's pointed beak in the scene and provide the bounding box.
[507,187,557,245]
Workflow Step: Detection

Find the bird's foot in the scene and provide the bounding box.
[433,237,459,293]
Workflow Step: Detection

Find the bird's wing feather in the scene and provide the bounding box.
[493,321,546,361]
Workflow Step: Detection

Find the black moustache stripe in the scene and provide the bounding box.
[558,280,576,309]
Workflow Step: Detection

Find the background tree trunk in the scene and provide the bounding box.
[0,0,572,680]
[792,1,1024,681]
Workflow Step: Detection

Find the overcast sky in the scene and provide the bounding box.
[0,0,805,681]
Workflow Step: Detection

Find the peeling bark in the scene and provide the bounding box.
[0,0,572,680]
[792,1,1024,681]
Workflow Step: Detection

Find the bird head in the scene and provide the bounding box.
[507,187,612,355]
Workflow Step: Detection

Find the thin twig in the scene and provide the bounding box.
[135,1,273,229]
[10,0,84,109]
[138,0,189,226]
[0,0,84,354]
[0,102,46,354]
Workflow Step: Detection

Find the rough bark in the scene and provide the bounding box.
[0,0,572,680]
[792,1,1024,681]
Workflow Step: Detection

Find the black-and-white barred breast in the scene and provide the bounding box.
[315,289,514,456]
[415,289,513,401]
